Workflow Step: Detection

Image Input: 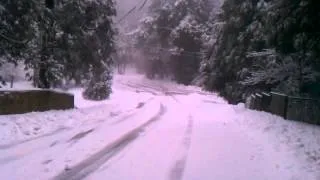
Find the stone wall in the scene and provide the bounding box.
[0,90,74,115]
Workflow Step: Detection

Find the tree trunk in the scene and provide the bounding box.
[39,22,50,89]
[39,55,50,89]
[75,75,81,86]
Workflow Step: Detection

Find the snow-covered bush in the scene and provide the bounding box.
[83,64,113,101]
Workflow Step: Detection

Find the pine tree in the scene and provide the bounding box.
[80,0,116,100]
[240,0,320,97]
[201,0,320,103]
[135,0,214,83]
[138,0,176,79]
[83,62,113,101]
[170,0,214,84]
[0,0,38,57]
[200,0,272,103]
[266,0,320,96]
[1,0,117,100]
[0,0,39,87]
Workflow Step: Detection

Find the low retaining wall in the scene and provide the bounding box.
[0,90,74,115]
[246,92,320,125]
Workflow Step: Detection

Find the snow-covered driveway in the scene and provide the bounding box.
[0,74,319,180]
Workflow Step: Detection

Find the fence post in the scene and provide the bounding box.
[255,93,263,111]
[251,94,256,110]
[261,92,271,112]
[10,75,14,88]
[245,95,251,109]
[270,92,288,119]
[286,97,302,122]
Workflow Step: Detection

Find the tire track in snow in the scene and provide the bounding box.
[0,102,152,165]
[122,81,192,97]
[169,115,194,180]
[0,127,68,150]
[109,98,154,125]
[120,82,160,95]
[52,104,167,180]
[0,106,137,150]
[0,103,151,166]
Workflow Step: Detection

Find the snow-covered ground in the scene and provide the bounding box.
[0,73,320,180]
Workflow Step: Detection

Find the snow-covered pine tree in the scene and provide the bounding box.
[135,0,214,84]
[1,0,116,99]
[170,0,214,84]
[266,0,320,96]
[0,0,39,87]
[134,0,173,79]
[201,0,320,102]
[0,0,38,58]
[201,0,271,103]
[81,0,116,100]
[52,0,116,89]
[83,62,113,101]
[242,0,320,97]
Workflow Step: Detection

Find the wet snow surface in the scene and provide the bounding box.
[0,74,320,180]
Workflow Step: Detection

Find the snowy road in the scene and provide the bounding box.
[0,74,320,180]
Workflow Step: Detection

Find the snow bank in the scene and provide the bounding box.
[184,101,320,180]
[0,75,154,145]
[1,81,37,90]
[235,108,320,178]
[0,98,163,180]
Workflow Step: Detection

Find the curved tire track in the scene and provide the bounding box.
[53,104,167,180]
[109,98,154,125]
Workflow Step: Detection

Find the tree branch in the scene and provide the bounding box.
[0,32,29,44]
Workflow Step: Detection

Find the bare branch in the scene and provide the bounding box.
[138,0,148,10]
[117,6,137,24]
[246,49,276,58]
[0,32,29,44]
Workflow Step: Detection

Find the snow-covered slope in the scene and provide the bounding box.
[0,73,319,180]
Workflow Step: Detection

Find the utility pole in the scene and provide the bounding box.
[39,0,55,88]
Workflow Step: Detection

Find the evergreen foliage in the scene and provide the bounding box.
[0,0,116,100]
[135,0,215,84]
[1,0,319,102]
[200,0,320,103]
